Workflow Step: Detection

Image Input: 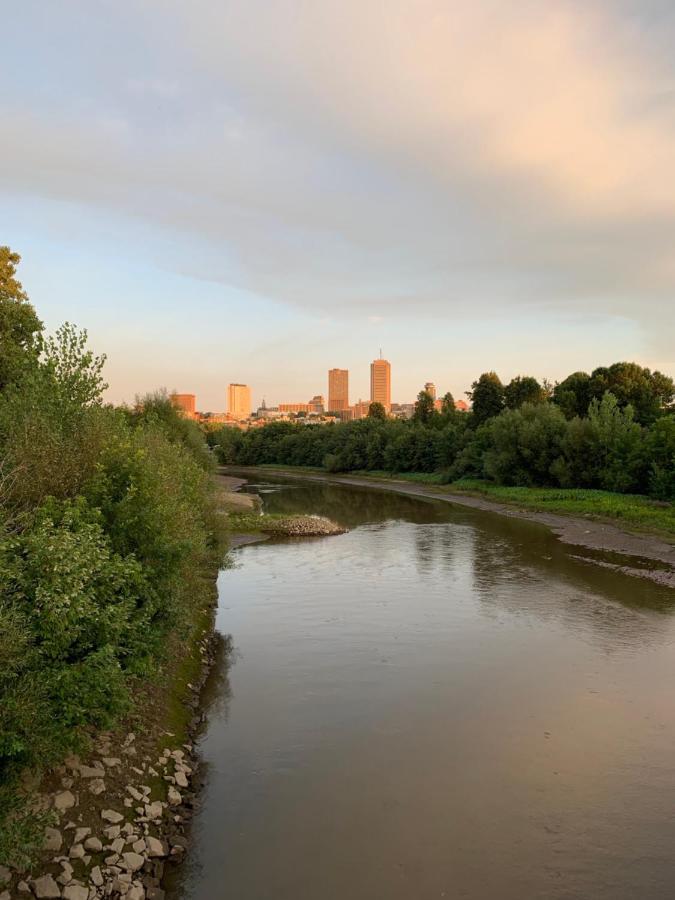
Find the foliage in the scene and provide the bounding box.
[0,248,226,865]
[588,362,674,426]
[368,401,387,421]
[468,372,505,425]
[483,402,567,486]
[0,247,43,391]
[413,390,436,425]
[504,375,546,409]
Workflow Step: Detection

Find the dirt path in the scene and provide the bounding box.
[224,467,675,588]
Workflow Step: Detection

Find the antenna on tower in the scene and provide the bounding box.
[379,347,382,359]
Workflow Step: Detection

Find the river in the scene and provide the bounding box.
[174,476,675,900]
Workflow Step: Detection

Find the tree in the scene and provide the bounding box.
[368,402,387,421]
[552,371,591,419]
[413,390,436,425]
[588,362,674,425]
[504,375,546,409]
[483,402,567,486]
[468,372,505,426]
[0,247,43,390]
[440,391,455,415]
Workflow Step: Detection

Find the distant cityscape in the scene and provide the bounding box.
[171,356,469,428]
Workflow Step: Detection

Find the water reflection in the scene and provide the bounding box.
[176,478,675,900]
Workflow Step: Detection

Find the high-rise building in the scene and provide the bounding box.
[227,383,251,419]
[328,369,349,411]
[424,382,436,400]
[308,395,325,414]
[171,393,196,419]
[370,357,391,411]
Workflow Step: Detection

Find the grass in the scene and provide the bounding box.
[361,471,675,538]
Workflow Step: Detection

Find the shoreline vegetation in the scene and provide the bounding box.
[0,248,230,896]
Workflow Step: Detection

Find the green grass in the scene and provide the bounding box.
[363,472,675,538]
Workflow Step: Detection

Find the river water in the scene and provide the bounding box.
[175,478,675,900]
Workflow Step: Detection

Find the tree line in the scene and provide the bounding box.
[0,248,226,863]
[212,364,674,500]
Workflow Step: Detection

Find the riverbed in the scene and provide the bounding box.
[174,476,675,900]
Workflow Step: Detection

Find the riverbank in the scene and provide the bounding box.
[223,466,675,587]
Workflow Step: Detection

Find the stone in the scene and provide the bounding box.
[126,786,143,802]
[105,854,120,866]
[18,882,31,893]
[145,802,162,821]
[174,770,188,788]
[146,889,165,900]
[63,886,89,900]
[0,866,11,885]
[69,843,85,859]
[110,838,125,855]
[54,791,76,811]
[89,867,103,888]
[79,765,105,779]
[103,825,121,839]
[101,809,124,824]
[44,826,63,851]
[145,836,168,858]
[167,787,181,807]
[57,862,73,885]
[73,827,91,844]
[84,836,102,852]
[32,874,61,898]
[102,757,121,768]
[132,839,146,854]
[127,885,145,900]
[89,778,106,796]
[121,852,145,873]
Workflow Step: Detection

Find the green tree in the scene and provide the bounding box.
[0,247,43,391]
[483,402,567,485]
[368,402,387,421]
[440,391,455,416]
[504,375,545,409]
[552,371,591,419]
[588,362,674,425]
[413,390,436,425]
[468,372,505,426]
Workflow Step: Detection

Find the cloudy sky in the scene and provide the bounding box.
[2,0,674,410]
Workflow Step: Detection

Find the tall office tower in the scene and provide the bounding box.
[228,383,252,419]
[424,382,436,400]
[171,393,196,418]
[328,369,349,411]
[370,357,391,411]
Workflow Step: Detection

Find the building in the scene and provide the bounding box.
[370,357,391,411]
[227,383,251,419]
[308,395,325,414]
[424,382,436,400]
[171,393,196,419]
[328,369,349,412]
[455,399,470,412]
[351,400,371,419]
[279,403,310,414]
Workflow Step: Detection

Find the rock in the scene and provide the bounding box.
[103,825,121,839]
[132,839,146,854]
[54,791,76,811]
[0,866,11,885]
[174,771,188,788]
[101,809,124,824]
[61,777,74,789]
[63,886,89,900]
[89,778,106,796]
[146,889,165,900]
[18,882,31,893]
[126,786,144,802]
[89,868,103,888]
[127,885,145,900]
[110,838,125,855]
[84,836,102,852]
[102,757,121,768]
[145,802,163,821]
[145,836,168,858]
[78,765,105,778]
[0,891,9,900]
[105,853,120,866]
[167,787,181,807]
[69,843,85,859]
[73,827,91,844]
[32,874,61,898]
[44,827,63,852]
[57,862,73,885]
[122,852,145,873]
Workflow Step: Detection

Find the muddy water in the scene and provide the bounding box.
[176,479,675,900]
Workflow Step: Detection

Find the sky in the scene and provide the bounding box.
[2,0,674,411]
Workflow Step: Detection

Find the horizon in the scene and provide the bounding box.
[3,1,675,409]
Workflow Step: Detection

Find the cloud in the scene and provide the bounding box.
[1,0,674,359]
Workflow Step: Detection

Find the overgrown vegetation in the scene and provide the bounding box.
[210,363,675,513]
[0,249,227,864]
